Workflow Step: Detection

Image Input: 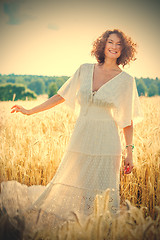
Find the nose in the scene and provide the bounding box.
[112,44,117,49]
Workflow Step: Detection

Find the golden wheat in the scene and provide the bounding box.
[0,96,160,217]
[0,95,160,239]
[28,189,160,240]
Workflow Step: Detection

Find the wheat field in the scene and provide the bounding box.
[0,95,160,239]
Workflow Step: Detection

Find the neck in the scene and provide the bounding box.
[101,58,118,71]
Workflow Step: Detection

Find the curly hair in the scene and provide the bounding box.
[91,29,137,67]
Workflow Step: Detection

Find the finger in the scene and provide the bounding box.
[124,164,129,170]
[11,107,20,113]
[11,105,21,109]
[11,105,17,109]
[125,169,132,174]
[13,108,17,113]
[11,109,18,113]
[11,105,20,109]
[127,168,134,174]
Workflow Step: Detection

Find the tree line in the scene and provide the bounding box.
[0,74,68,101]
[136,77,160,97]
[0,73,159,101]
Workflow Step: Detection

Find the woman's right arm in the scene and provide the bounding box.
[11,94,65,115]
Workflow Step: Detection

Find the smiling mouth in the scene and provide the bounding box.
[109,50,117,54]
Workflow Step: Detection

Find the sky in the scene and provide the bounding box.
[0,0,160,78]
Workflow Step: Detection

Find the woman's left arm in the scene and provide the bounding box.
[123,120,134,174]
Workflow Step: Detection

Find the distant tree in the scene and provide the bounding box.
[23,89,37,100]
[44,76,69,93]
[142,77,154,88]
[48,82,58,98]
[0,83,37,101]
[156,81,160,95]
[155,78,160,95]
[0,84,26,101]
[136,79,147,96]
[44,79,56,93]
[148,84,158,97]
[28,79,45,95]
[24,77,32,83]
[56,76,69,89]
[6,79,15,83]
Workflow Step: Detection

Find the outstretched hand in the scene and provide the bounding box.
[11,105,29,115]
[124,155,134,174]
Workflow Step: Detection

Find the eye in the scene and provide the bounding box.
[108,41,121,45]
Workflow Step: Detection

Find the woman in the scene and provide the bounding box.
[1,29,143,235]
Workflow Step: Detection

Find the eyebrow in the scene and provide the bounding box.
[108,38,121,43]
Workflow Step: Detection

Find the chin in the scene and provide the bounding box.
[107,52,121,59]
[108,55,119,59]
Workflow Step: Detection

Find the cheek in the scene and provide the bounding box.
[104,47,109,55]
[118,46,122,51]
[105,43,111,50]
[117,48,122,56]
[118,52,122,58]
[105,46,112,54]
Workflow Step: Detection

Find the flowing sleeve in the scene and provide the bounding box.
[112,76,144,129]
[57,65,82,110]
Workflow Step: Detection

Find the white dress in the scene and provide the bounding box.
[0,63,143,236]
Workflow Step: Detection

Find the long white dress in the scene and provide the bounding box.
[0,63,143,236]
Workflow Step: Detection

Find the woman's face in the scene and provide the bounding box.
[104,33,122,60]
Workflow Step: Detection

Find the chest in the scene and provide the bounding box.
[92,68,121,92]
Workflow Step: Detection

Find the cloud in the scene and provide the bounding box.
[3,0,35,25]
[47,23,59,30]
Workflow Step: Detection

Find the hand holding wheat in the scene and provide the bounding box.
[124,156,134,174]
[11,105,30,115]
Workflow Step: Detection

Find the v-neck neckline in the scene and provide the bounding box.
[91,63,124,94]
